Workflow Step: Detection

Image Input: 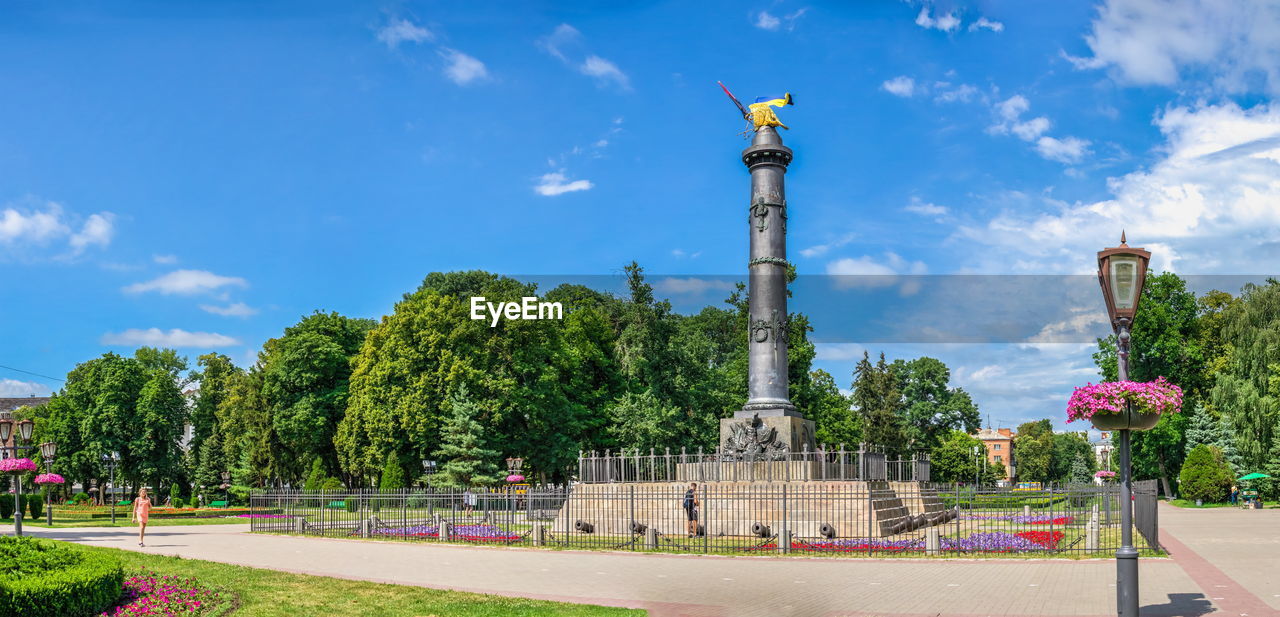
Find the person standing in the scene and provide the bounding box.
[1230,484,1239,506]
[463,489,477,515]
[683,482,700,537]
[132,487,153,547]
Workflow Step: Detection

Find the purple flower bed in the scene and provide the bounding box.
[940,531,1046,552]
[961,514,1075,524]
[101,571,221,616]
[233,513,292,518]
[372,523,522,541]
[755,531,1059,554]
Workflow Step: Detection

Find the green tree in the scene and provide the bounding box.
[132,370,188,491]
[607,390,683,453]
[809,369,859,448]
[1184,402,1230,455]
[1094,272,1207,496]
[379,453,406,491]
[187,354,240,488]
[1070,451,1094,484]
[852,352,906,453]
[929,430,993,484]
[1050,432,1093,482]
[430,386,501,488]
[890,357,980,451]
[1179,445,1233,503]
[261,311,374,484]
[1013,420,1054,483]
[303,458,326,493]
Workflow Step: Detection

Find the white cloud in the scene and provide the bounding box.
[969,17,1004,32]
[754,11,781,30]
[827,252,927,276]
[653,277,736,295]
[1035,136,1092,164]
[153,254,178,264]
[753,8,808,31]
[534,172,593,196]
[882,76,916,97]
[0,378,51,397]
[580,55,630,90]
[904,198,948,217]
[377,18,433,48]
[1066,0,1280,95]
[539,24,631,91]
[69,213,114,251]
[101,328,240,348]
[915,7,960,32]
[934,83,978,103]
[814,343,867,362]
[800,232,856,258]
[200,302,259,317]
[0,201,114,257]
[956,101,1280,274]
[439,48,488,85]
[124,270,248,295]
[989,95,1088,164]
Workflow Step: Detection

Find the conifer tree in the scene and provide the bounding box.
[379,453,406,491]
[430,386,501,488]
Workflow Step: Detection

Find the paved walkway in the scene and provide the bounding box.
[14,503,1277,617]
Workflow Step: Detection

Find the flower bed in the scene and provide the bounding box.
[962,514,1076,525]
[371,523,523,542]
[100,571,222,616]
[745,530,1067,553]
[233,513,292,519]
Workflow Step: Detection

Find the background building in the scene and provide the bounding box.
[975,427,1015,485]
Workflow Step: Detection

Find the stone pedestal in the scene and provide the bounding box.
[719,413,815,454]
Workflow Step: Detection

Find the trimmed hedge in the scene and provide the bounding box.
[27,495,42,520]
[0,536,123,617]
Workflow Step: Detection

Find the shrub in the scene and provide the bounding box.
[0,497,12,521]
[0,536,123,617]
[27,494,42,520]
[172,497,184,509]
[71,492,91,506]
[169,482,181,505]
[1179,445,1233,503]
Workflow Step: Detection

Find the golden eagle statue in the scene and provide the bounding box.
[719,82,794,131]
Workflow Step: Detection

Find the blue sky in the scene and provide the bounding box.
[4,1,1279,432]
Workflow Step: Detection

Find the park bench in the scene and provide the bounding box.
[116,500,131,506]
[209,500,230,508]
[324,500,347,509]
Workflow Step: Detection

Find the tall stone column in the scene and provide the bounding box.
[720,126,815,458]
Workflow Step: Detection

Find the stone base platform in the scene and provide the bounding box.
[552,479,955,540]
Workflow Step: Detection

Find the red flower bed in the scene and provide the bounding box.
[1027,516,1074,526]
[1015,530,1064,548]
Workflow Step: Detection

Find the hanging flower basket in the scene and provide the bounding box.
[1066,377,1182,431]
[0,458,37,474]
[506,474,525,483]
[1094,470,1117,482]
[34,473,65,485]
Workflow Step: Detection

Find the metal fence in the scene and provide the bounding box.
[250,481,1158,556]
[576,447,930,483]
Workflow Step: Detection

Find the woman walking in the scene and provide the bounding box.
[132,487,153,547]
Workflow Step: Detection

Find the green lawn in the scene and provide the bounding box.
[1168,499,1238,508]
[73,543,643,617]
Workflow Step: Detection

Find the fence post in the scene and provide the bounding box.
[629,485,636,552]
[779,484,789,555]
[926,526,940,555]
[702,484,709,554]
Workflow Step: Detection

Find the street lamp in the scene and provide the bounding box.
[1,415,52,536]
[221,471,231,505]
[972,446,981,487]
[40,442,57,526]
[421,460,437,488]
[1097,232,1151,617]
[101,451,120,525]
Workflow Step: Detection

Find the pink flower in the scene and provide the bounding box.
[0,458,37,474]
[1066,377,1183,422]
[34,473,65,485]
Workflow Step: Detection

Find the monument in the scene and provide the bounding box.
[717,87,816,459]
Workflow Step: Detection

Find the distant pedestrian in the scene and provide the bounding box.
[683,482,700,537]
[1230,485,1239,505]
[463,489,477,515]
[132,487,153,547]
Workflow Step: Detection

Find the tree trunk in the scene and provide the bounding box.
[1156,454,1173,498]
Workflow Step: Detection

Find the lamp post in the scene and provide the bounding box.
[972,446,981,487]
[1097,232,1151,617]
[421,459,437,489]
[40,441,57,526]
[1,417,48,536]
[505,457,523,525]
[101,452,120,525]
[221,471,231,506]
